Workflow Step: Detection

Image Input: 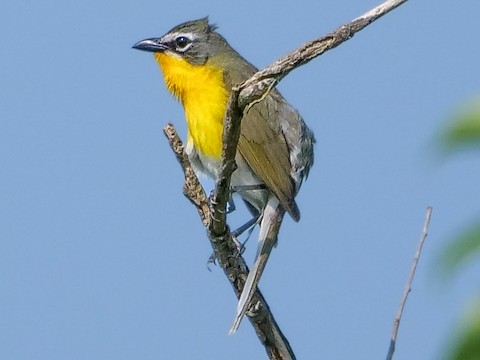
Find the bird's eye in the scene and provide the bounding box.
[175,36,191,50]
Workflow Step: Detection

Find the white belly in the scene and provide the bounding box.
[186,141,269,214]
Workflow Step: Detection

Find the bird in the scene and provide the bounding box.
[133,17,314,333]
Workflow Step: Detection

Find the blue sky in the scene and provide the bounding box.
[2,0,480,359]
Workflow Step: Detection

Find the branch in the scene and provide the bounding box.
[163,124,296,360]
[386,207,433,360]
[164,0,410,359]
[235,0,409,109]
[163,124,211,226]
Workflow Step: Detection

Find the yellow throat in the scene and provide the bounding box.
[154,52,229,159]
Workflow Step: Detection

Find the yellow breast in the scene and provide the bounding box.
[154,52,229,159]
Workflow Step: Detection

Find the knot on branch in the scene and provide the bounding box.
[238,78,277,110]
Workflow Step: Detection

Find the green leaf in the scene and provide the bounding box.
[439,221,480,275]
[440,98,480,152]
[444,298,480,360]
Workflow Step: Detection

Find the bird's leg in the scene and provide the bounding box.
[227,184,266,214]
[231,213,262,255]
[227,193,236,213]
[230,184,267,192]
[232,215,260,238]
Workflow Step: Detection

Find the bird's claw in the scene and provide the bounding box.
[206,252,217,271]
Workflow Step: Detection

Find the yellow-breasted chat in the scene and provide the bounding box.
[133,17,314,333]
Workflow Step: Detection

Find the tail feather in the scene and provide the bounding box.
[229,196,284,334]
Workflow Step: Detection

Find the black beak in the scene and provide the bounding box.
[132,38,168,53]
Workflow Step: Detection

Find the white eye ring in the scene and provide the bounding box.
[175,36,192,51]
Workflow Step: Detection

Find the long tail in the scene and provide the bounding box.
[229,196,285,334]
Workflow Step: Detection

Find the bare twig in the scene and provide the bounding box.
[163,0,410,359]
[234,0,409,109]
[386,207,433,360]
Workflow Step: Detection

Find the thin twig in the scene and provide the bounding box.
[234,0,409,109]
[386,207,433,360]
